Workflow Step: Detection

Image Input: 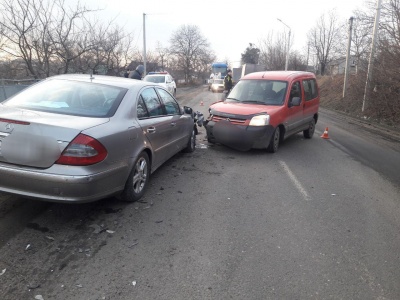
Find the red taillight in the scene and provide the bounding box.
[56,134,107,166]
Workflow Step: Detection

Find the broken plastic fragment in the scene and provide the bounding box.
[28,283,41,289]
[25,244,31,251]
[89,224,102,234]
[34,296,44,300]
[128,242,138,248]
[45,236,55,241]
[0,269,6,276]
[132,281,137,286]
[106,230,115,234]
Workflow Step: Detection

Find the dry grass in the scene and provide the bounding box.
[318,74,400,129]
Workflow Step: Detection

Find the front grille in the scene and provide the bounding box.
[212,115,247,125]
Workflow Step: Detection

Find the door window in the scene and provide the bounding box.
[137,96,149,119]
[302,79,318,101]
[289,81,302,103]
[140,88,164,117]
[156,88,180,115]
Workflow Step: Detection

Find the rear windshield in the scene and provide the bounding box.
[227,79,288,105]
[3,79,127,117]
[144,75,165,84]
[213,79,224,84]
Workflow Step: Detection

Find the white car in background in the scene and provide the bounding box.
[143,72,177,96]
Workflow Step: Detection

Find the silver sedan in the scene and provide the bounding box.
[0,74,196,203]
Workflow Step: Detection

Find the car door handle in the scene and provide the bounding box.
[170,122,176,127]
[147,127,156,133]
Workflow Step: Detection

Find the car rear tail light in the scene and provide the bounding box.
[56,134,107,166]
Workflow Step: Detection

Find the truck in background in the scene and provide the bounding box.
[208,62,266,91]
[211,62,228,79]
[232,63,267,85]
[208,62,228,90]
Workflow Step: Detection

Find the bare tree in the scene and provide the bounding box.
[349,1,380,74]
[155,42,169,70]
[351,10,374,72]
[49,0,98,74]
[0,0,98,78]
[258,31,287,70]
[0,0,136,79]
[169,24,213,83]
[0,0,45,78]
[288,50,308,71]
[75,20,136,76]
[368,0,400,121]
[104,29,136,76]
[307,10,345,75]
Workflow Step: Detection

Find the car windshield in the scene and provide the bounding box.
[3,79,127,117]
[144,75,165,84]
[227,79,288,105]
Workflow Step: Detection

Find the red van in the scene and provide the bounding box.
[204,71,320,152]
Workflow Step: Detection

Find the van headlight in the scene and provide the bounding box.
[249,114,270,126]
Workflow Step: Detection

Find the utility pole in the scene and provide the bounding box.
[286,29,291,71]
[343,16,354,98]
[143,13,147,76]
[277,18,291,71]
[362,0,382,112]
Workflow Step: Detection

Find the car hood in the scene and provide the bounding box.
[0,106,109,168]
[209,101,283,117]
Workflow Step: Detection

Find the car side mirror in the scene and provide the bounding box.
[183,106,193,115]
[289,96,301,107]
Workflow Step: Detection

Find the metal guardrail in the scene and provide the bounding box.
[0,78,40,102]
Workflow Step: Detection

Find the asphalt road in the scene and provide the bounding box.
[0,86,399,300]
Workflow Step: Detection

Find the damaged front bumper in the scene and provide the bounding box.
[204,119,275,151]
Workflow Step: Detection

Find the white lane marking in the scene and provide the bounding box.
[279,161,311,201]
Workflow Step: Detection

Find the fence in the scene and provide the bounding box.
[0,78,40,102]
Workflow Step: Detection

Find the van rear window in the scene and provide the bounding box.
[302,79,318,101]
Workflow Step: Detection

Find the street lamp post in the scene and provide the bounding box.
[277,18,291,71]
[143,13,147,76]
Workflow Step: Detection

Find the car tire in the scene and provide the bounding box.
[120,152,150,202]
[303,119,315,139]
[183,127,196,153]
[267,127,280,153]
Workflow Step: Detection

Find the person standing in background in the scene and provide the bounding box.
[224,69,233,96]
[129,65,144,80]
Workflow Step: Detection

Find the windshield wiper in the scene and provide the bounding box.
[241,100,267,105]
[226,97,240,102]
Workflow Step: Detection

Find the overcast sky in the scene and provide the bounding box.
[87,0,370,67]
